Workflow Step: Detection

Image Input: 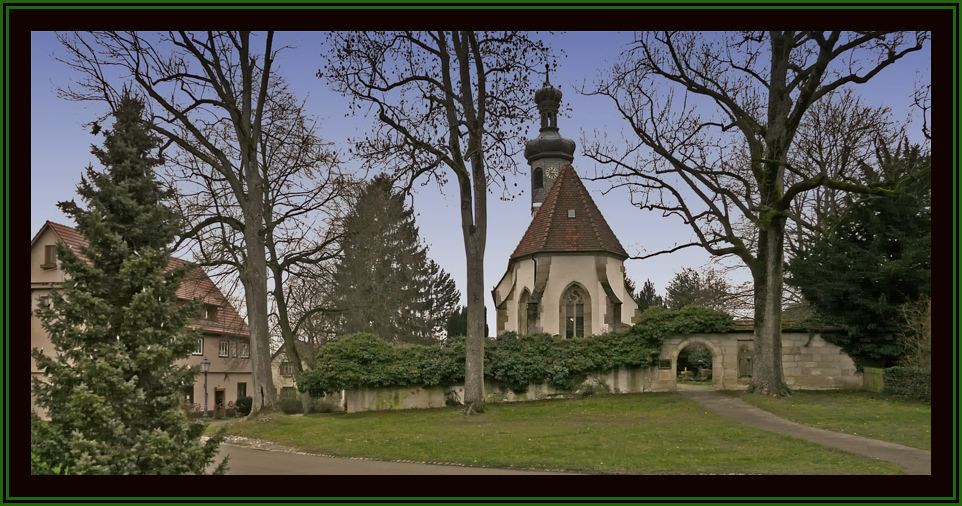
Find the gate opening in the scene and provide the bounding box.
[677,342,714,384]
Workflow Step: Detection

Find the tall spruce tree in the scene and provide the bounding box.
[333,175,460,344]
[31,96,226,475]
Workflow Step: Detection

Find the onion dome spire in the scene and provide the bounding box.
[524,64,575,164]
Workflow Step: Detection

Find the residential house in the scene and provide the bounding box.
[30,221,252,419]
[270,340,320,398]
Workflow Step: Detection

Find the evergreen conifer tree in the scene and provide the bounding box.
[787,144,931,367]
[627,277,664,311]
[333,174,460,344]
[31,95,227,475]
[424,260,461,339]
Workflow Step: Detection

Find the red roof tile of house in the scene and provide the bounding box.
[39,221,92,265]
[36,221,249,338]
[510,163,629,260]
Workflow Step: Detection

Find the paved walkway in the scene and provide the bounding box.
[677,387,931,475]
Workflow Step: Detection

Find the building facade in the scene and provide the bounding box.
[30,221,253,418]
[492,76,639,337]
[271,340,319,397]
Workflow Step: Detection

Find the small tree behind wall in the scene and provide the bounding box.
[31,96,226,475]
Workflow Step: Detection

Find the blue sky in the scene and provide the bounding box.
[31,31,931,334]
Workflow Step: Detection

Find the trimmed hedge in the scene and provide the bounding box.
[882,367,931,402]
[298,306,732,397]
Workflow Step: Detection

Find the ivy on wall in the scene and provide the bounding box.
[298,306,733,397]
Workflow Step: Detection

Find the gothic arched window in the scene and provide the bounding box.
[518,289,530,336]
[564,286,585,338]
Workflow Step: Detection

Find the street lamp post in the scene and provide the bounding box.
[201,357,211,418]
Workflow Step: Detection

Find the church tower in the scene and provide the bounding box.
[524,70,575,217]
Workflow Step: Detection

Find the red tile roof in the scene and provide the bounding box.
[39,221,91,265]
[510,163,629,260]
[36,221,249,338]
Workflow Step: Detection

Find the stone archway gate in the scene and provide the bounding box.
[661,332,861,391]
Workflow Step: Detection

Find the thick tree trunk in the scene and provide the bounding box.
[747,219,791,396]
[463,235,486,413]
[461,139,488,413]
[242,221,277,415]
[240,176,277,414]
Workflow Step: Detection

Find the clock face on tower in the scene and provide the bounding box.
[545,165,559,179]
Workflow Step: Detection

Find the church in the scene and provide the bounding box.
[492,76,639,338]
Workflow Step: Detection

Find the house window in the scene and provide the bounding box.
[42,245,57,269]
[218,341,230,358]
[203,305,218,322]
[237,382,247,399]
[240,343,250,359]
[230,341,238,358]
[193,338,204,356]
[281,362,293,377]
[564,286,585,338]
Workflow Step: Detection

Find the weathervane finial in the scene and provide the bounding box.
[545,63,551,87]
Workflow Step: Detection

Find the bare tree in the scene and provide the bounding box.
[56,30,306,413]
[322,31,551,412]
[584,31,927,396]
[166,77,351,412]
[784,88,901,255]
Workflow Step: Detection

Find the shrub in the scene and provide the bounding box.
[883,367,931,402]
[898,297,931,370]
[311,398,343,413]
[235,396,253,416]
[279,397,303,415]
[296,307,733,396]
[279,387,303,414]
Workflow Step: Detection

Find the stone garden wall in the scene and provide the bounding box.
[342,332,862,413]
[780,333,861,389]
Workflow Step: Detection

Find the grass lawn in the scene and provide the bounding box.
[213,393,903,474]
[723,390,931,450]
